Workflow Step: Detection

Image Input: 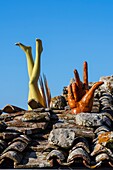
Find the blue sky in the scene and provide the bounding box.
[0,0,113,109]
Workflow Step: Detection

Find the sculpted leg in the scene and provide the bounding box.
[15,43,34,77]
[30,39,42,83]
[16,42,35,109]
[29,39,45,107]
[16,43,34,107]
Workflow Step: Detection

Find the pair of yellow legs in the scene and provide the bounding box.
[16,39,45,109]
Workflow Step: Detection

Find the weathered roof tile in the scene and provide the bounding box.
[0,150,23,164]
[2,104,25,113]
[3,140,28,154]
[22,111,50,122]
[15,151,51,168]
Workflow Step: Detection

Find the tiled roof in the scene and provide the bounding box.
[0,78,113,169]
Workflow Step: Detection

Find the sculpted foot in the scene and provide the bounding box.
[36,38,43,54]
[15,42,32,53]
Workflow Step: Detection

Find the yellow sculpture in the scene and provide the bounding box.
[16,39,50,109]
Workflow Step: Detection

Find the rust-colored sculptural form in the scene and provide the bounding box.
[67,61,104,114]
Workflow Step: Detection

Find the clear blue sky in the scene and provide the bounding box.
[0,0,113,109]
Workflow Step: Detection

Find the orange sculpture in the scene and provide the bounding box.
[67,61,104,114]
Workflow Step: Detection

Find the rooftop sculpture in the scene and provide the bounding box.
[16,39,51,110]
[67,61,104,114]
